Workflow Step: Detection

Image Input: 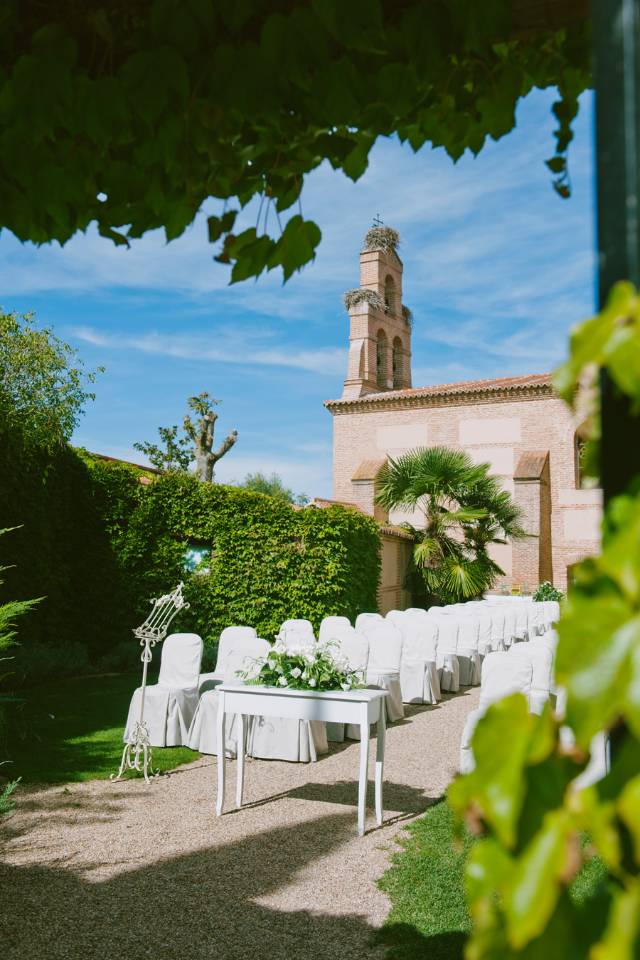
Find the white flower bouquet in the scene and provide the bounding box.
[240,637,363,692]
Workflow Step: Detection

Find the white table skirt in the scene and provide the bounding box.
[215,684,388,836]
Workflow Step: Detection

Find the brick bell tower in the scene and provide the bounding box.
[342,222,413,399]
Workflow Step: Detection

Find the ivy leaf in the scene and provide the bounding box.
[207,209,237,243]
[591,883,640,960]
[449,695,547,848]
[504,810,574,948]
[617,775,640,864]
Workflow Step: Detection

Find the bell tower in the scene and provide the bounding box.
[342,223,413,399]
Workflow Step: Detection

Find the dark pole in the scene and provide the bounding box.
[592,0,640,502]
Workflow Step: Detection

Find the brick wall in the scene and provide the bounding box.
[328,391,602,591]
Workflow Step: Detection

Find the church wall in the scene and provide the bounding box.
[330,393,602,592]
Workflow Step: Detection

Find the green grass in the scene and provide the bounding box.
[3,672,200,784]
[376,800,608,960]
[376,801,471,960]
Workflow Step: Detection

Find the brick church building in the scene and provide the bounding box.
[324,229,601,607]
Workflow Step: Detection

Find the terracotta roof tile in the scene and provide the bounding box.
[326,372,553,408]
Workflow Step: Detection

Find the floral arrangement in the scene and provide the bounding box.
[343,288,385,313]
[533,580,565,602]
[241,637,363,692]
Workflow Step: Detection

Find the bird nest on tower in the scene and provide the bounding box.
[343,288,386,312]
[363,225,400,254]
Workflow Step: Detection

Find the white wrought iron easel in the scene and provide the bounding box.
[112,582,190,784]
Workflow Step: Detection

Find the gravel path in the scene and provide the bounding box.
[1,688,478,960]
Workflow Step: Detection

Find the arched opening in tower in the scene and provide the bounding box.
[376,329,388,388]
[392,337,403,389]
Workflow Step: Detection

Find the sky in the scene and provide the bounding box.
[0,88,595,499]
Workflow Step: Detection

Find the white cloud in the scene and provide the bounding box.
[68,325,346,376]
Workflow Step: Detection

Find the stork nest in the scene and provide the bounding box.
[363,225,400,254]
[343,288,386,312]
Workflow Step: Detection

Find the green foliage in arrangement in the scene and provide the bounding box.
[0,2,590,281]
[0,310,101,449]
[243,638,363,692]
[376,446,525,604]
[533,581,565,602]
[448,283,640,960]
[116,471,380,650]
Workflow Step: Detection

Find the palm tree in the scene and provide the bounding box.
[375,446,525,604]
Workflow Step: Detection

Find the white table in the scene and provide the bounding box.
[215,684,388,836]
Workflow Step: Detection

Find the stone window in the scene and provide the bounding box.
[392,336,403,388]
[384,275,396,315]
[376,329,388,387]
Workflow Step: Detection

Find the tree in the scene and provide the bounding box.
[375,446,525,603]
[241,471,309,506]
[0,2,590,282]
[0,527,41,817]
[0,310,101,450]
[135,392,237,481]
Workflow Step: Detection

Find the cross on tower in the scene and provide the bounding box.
[372,213,383,226]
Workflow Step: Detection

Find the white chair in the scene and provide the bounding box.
[501,608,517,649]
[433,617,460,692]
[508,643,554,715]
[278,618,316,647]
[528,603,546,638]
[477,612,494,656]
[318,615,352,643]
[397,612,441,704]
[456,617,481,686]
[187,634,269,756]
[542,600,561,628]
[248,627,329,762]
[124,632,203,747]
[514,604,530,642]
[362,620,405,721]
[326,627,370,741]
[459,651,534,773]
[198,625,257,694]
[355,611,383,631]
[489,608,506,651]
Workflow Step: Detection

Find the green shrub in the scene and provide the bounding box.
[0,430,381,681]
[113,472,381,653]
[533,580,565,602]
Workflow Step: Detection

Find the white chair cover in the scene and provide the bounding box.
[362,621,404,721]
[198,625,258,694]
[433,617,460,693]
[124,633,203,747]
[355,611,383,631]
[501,608,517,649]
[514,604,530,641]
[325,628,369,741]
[508,643,553,714]
[477,612,494,655]
[278,619,316,645]
[187,635,269,756]
[248,627,328,762]
[397,613,441,704]
[542,600,561,628]
[456,618,481,686]
[489,608,506,650]
[459,651,534,773]
[318,615,352,643]
[528,603,546,637]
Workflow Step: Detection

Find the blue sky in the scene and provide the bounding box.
[0,88,595,499]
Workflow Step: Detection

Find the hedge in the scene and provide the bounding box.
[0,431,381,680]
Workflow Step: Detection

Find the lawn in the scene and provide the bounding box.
[3,672,200,784]
[376,799,608,960]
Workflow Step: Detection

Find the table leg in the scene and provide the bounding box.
[216,692,226,817]
[236,713,245,809]
[375,700,386,827]
[358,703,369,837]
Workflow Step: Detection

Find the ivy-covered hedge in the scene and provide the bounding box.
[110,470,381,645]
[0,433,381,680]
[0,428,141,678]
